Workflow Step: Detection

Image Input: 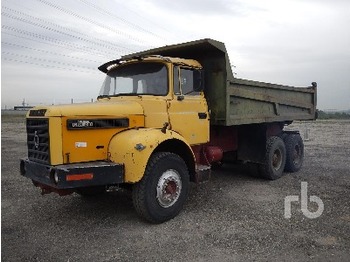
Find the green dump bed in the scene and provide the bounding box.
[125,38,317,126]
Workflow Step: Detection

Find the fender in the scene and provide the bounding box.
[108,128,195,183]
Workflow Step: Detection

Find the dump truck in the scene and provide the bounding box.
[20,39,317,223]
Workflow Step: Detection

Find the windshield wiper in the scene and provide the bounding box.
[97,94,140,99]
[109,93,140,97]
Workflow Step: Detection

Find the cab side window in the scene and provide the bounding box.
[174,66,200,96]
[180,68,194,95]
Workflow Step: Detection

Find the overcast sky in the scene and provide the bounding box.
[1,0,350,110]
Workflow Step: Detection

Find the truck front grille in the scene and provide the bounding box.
[27,119,50,164]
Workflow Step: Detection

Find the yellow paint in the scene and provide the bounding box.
[49,117,63,165]
[108,128,194,183]
[43,100,144,117]
[139,97,169,127]
[61,115,144,164]
[167,94,209,144]
[107,96,169,128]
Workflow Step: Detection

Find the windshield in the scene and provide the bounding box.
[99,62,168,97]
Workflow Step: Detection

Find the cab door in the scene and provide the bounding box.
[167,66,209,145]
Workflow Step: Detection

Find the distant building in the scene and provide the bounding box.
[14,99,34,111]
[14,105,34,111]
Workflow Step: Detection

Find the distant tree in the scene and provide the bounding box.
[317,110,350,119]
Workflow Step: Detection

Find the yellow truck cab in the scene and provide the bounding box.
[20,39,317,223]
[21,54,210,223]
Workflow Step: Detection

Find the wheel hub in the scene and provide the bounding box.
[156,169,182,208]
[272,149,282,170]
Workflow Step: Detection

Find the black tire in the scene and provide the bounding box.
[284,134,304,172]
[132,152,190,224]
[259,136,286,180]
[75,186,107,196]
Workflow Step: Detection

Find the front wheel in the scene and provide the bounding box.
[132,152,190,223]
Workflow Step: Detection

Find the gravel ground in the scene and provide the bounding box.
[1,116,350,262]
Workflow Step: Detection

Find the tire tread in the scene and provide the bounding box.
[132,152,189,223]
[259,136,286,180]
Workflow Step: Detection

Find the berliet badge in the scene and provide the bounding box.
[34,130,40,149]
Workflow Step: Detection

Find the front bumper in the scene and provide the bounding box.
[20,158,124,189]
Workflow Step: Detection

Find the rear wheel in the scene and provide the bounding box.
[259,136,286,180]
[132,152,189,224]
[284,134,304,172]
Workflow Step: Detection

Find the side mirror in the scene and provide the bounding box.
[193,70,204,92]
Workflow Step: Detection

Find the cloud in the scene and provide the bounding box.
[139,0,243,16]
[1,0,349,110]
